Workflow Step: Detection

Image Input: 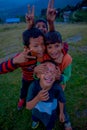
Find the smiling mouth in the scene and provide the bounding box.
[44,77,53,83]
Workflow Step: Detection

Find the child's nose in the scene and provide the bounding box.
[38,46,43,51]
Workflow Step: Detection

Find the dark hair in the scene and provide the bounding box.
[45,31,62,45]
[35,18,48,30]
[42,60,57,66]
[22,27,45,46]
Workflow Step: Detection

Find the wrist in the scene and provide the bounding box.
[48,20,54,24]
[13,57,17,64]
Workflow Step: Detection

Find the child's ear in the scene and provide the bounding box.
[24,46,28,49]
[36,73,41,79]
[61,43,63,49]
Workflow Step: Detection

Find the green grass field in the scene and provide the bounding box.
[0,23,87,130]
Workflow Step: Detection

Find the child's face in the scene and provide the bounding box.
[39,62,56,90]
[35,22,48,34]
[46,42,63,60]
[28,36,45,58]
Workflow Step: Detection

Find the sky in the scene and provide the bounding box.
[0,0,82,9]
[0,0,82,18]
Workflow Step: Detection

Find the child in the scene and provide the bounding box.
[45,31,72,90]
[17,27,50,110]
[26,60,72,130]
[0,27,49,110]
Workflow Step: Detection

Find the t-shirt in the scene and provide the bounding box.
[26,80,66,126]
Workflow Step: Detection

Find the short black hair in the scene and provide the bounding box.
[35,18,48,30]
[45,31,62,45]
[22,27,45,46]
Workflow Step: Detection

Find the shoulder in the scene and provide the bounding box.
[53,82,63,91]
[62,53,72,66]
[63,54,72,62]
[61,53,72,71]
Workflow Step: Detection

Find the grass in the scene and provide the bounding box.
[0,23,87,130]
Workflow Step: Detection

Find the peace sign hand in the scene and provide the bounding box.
[25,5,35,29]
[47,0,57,23]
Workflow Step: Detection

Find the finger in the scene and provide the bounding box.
[27,4,31,14]
[48,0,54,9]
[31,5,34,16]
[42,90,49,96]
[43,94,49,100]
[28,55,36,59]
[50,0,54,8]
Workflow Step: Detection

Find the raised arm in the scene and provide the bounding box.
[0,48,36,74]
[25,5,35,29]
[46,0,57,31]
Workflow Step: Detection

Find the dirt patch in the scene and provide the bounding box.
[69,45,87,53]
[66,34,82,43]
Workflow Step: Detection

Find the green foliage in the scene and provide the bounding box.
[0,23,87,130]
[70,9,87,22]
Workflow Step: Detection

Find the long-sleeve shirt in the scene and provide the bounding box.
[58,53,72,85]
[0,54,49,81]
[0,58,18,74]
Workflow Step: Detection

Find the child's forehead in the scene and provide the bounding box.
[36,21,46,25]
[30,36,44,42]
[44,62,56,69]
[47,42,61,46]
[35,19,47,25]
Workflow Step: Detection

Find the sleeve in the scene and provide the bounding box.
[54,84,66,103]
[26,82,36,102]
[60,63,72,85]
[0,58,18,74]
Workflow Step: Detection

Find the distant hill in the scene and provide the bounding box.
[0,0,82,20]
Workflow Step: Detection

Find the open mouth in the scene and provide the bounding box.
[50,52,58,59]
[44,77,53,84]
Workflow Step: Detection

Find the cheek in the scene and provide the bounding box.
[31,51,37,56]
[47,48,52,54]
[55,47,61,52]
[43,46,45,51]
[30,47,38,56]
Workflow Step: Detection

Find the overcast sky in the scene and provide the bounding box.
[0,0,82,9]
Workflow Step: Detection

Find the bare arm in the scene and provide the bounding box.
[59,102,65,122]
[26,89,49,110]
[47,0,57,31]
[25,5,34,29]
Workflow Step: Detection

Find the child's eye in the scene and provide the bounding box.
[42,25,46,28]
[34,45,38,47]
[47,46,52,49]
[55,44,59,48]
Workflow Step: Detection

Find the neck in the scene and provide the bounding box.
[40,81,51,91]
[37,57,43,62]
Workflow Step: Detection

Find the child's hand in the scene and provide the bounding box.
[34,63,47,75]
[37,89,49,101]
[47,0,57,23]
[13,48,36,64]
[59,112,65,123]
[55,66,61,80]
[25,5,34,29]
